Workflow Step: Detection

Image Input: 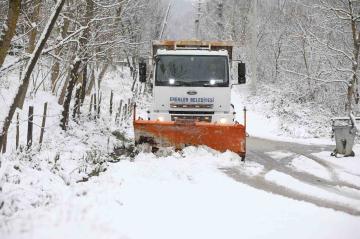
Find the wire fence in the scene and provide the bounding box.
[0,94,137,154]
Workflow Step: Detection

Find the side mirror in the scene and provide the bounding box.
[139,62,147,83]
[238,63,246,84]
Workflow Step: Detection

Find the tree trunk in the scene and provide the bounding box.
[73,84,82,119]
[50,57,60,93]
[58,74,70,105]
[81,64,87,102]
[85,68,95,95]
[58,0,94,105]
[78,0,94,99]
[18,0,42,109]
[0,0,66,150]
[60,59,81,130]
[96,64,109,91]
[20,2,41,102]
[51,10,70,93]
[27,0,42,54]
[0,0,22,68]
[347,0,360,113]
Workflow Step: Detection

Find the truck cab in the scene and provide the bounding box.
[139,40,246,124]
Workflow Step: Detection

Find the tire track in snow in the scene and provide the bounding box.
[221,137,360,216]
[222,166,360,216]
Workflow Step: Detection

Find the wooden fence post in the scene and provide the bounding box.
[93,93,97,119]
[27,106,34,149]
[39,102,48,146]
[1,130,7,154]
[123,103,128,120]
[127,98,131,116]
[110,90,113,115]
[131,78,137,92]
[93,93,97,112]
[118,99,123,123]
[115,112,119,123]
[134,83,139,97]
[89,94,93,114]
[16,113,19,150]
[131,98,135,112]
[97,92,102,117]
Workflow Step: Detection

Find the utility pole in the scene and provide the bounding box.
[217,0,224,40]
[195,0,202,39]
[159,0,172,39]
[249,0,257,94]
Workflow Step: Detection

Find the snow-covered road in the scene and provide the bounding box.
[2,143,360,239]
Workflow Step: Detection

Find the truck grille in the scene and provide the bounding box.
[171,115,212,122]
[170,103,213,109]
[169,111,214,115]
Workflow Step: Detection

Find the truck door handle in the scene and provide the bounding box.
[187,90,197,95]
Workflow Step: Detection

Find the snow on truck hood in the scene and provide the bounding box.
[156,49,229,56]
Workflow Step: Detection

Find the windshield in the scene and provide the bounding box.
[155,55,229,87]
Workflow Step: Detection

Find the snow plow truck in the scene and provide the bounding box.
[134,40,247,160]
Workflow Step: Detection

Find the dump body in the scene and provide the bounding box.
[152,40,234,60]
[134,40,246,158]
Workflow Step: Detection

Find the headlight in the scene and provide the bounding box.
[169,78,175,85]
[157,117,165,122]
[219,118,227,124]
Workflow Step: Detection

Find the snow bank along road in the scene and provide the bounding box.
[2,137,360,239]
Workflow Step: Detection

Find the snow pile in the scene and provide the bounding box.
[0,115,121,217]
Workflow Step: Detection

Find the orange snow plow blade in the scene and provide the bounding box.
[134,119,246,157]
